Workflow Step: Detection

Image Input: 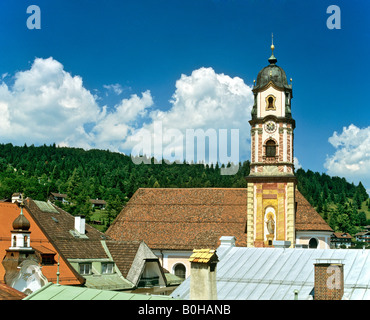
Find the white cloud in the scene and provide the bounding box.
[0,57,153,151]
[92,90,153,150]
[325,124,370,191]
[124,67,254,163]
[103,83,123,95]
[294,157,302,170]
[0,60,253,166]
[0,57,102,147]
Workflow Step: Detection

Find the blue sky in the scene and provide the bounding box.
[0,0,369,192]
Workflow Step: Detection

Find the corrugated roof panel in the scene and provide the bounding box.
[54,287,87,300]
[220,281,246,300]
[250,249,282,281]
[71,288,103,300]
[25,283,175,300]
[91,290,121,300]
[246,282,269,300]
[171,247,370,300]
[31,283,66,300]
[356,255,370,286]
[258,283,281,300]
[246,249,278,280]
[259,249,295,282]
[347,288,366,300]
[217,280,239,299]
[231,282,259,300]
[345,251,369,286]
[217,247,255,280]
[270,249,304,283]
[272,284,296,300]
[360,288,370,300]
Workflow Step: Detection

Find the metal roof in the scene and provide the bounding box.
[171,246,370,300]
[24,283,175,300]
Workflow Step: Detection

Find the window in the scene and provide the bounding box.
[309,238,318,249]
[41,254,55,265]
[12,236,16,247]
[174,264,186,279]
[265,95,276,110]
[79,263,92,275]
[102,263,114,274]
[268,97,274,108]
[24,236,28,247]
[265,140,276,157]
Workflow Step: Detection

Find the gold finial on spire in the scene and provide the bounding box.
[271,33,275,53]
[268,33,277,65]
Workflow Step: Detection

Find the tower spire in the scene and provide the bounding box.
[268,33,277,65]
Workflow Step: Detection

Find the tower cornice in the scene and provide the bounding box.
[249,117,296,129]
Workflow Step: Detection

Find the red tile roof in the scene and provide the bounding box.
[0,202,84,286]
[0,283,26,300]
[107,188,249,250]
[295,191,333,232]
[332,232,352,239]
[106,188,332,250]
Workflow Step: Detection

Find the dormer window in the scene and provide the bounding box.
[79,263,92,275]
[102,262,114,274]
[265,140,276,157]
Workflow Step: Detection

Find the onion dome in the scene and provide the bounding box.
[12,204,30,231]
[254,37,289,90]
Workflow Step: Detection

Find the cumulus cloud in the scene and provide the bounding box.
[0,57,153,151]
[0,59,253,167]
[294,157,302,170]
[0,57,102,148]
[92,90,153,151]
[324,124,370,191]
[125,67,254,164]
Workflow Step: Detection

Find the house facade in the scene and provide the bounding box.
[331,232,353,248]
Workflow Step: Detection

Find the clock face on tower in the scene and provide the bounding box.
[264,121,276,133]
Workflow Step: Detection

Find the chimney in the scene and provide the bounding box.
[74,215,85,234]
[219,236,236,247]
[189,249,218,300]
[314,259,344,300]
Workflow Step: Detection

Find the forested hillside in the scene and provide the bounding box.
[0,143,369,236]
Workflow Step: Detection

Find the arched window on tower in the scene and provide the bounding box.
[265,95,276,110]
[268,96,274,108]
[12,236,17,247]
[265,140,276,157]
[24,235,28,247]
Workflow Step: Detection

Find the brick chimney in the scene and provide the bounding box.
[189,249,218,300]
[314,259,344,300]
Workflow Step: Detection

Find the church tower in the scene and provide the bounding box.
[2,196,43,293]
[246,38,296,247]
